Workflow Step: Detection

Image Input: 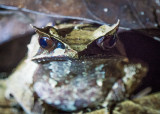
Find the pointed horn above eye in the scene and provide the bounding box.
[30,25,42,33]
[31,25,43,31]
[30,24,34,28]
[31,25,53,38]
[109,19,120,34]
[30,24,42,31]
[93,19,120,40]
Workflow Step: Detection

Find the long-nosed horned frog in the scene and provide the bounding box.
[5,20,147,113]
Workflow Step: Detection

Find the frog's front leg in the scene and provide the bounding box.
[102,62,148,111]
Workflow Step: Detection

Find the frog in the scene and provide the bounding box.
[4,20,148,114]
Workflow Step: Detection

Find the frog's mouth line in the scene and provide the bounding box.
[32,54,122,64]
[32,56,72,63]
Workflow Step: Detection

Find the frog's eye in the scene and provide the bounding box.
[39,36,56,50]
[97,34,117,49]
[105,34,117,48]
[57,42,65,49]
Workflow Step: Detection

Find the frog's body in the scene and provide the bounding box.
[5,20,147,113]
[33,57,147,112]
[34,58,123,111]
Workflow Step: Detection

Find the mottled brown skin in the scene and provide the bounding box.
[33,58,123,111]
[31,21,147,112]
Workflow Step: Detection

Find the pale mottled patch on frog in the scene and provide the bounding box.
[48,78,57,87]
[64,80,69,84]
[34,72,104,111]
[94,69,105,87]
[122,65,136,83]
[34,82,50,100]
[82,72,88,77]
[53,48,65,56]
[95,64,104,71]
[42,75,48,80]
[44,60,72,80]
[94,64,106,79]
[60,101,77,111]
[96,79,103,86]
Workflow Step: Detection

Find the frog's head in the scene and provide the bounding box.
[29,20,119,62]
